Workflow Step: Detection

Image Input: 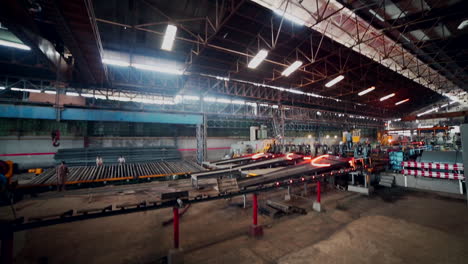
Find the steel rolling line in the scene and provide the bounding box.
[191,154,304,183]
[237,155,352,188]
[4,161,360,232]
[209,155,255,166]
[21,160,204,188]
[54,146,182,167]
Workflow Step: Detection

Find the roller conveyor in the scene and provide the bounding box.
[191,154,353,188]
[210,156,254,166]
[21,160,205,188]
[191,154,304,185]
[238,156,351,188]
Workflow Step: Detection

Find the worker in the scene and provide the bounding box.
[346,131,353,149]
[96,156,103,166]
[56,161,69,192]
[118,155,126,165]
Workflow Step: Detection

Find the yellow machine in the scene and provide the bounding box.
[28,168,44,175]
[0,160,14,183]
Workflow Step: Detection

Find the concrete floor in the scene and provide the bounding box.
[1,183,468,264]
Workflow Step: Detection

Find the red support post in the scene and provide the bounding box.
[253,193,258,226]
[1,231,13,264]
[173,207,179,249]
[249,193,263,237]
[316,181,321,203]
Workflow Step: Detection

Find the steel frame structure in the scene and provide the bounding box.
[0,76,384,130]
[250,0,467,104]
[1,0,452,118]
[89,0,447,115]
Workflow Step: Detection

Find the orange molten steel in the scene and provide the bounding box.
[310,154,331,167]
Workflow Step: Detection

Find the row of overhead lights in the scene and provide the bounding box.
[0,22,400,108]
[416,101,456,117]
[249,8,408,103]
[0,20,405,109]
[356,85,409,106]
[247,48,305,77]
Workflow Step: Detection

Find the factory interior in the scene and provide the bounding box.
[0,0,468,263]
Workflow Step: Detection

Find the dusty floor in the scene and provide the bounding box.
[1,183,468,264]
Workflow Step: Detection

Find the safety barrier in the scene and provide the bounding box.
[402,161,463,171]
[401,161,465,194]
[401,169,464,180]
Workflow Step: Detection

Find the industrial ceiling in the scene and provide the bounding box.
[0,0,467,118]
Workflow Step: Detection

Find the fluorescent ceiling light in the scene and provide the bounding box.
[102,58,130,67]
[81,93,94,98]
[289,89,304,95]
[417,107,438,117]
[44,90,56,94]
[248,49,268,69]
[216,76,229,81]
[282,61,303,76]
[0,39,30,51]
[395,98,409,105]
[380,93,395,101]
[0,86,5,90]
[183,95,200,101]
[161,24,177,51]
[24,89,40,93]
[203,97,217,102]
[11,88,40,93]
[216,98,231,104]
[66,92,80,96]
[325,75,344,87]
[273,9,305,25]
[131,63,183,75]
[108,96,131,102]
[440,101,456,108]
[358,86,375,96]
[458,20,468,30]
[369,9,385,22]
[232,100,245,105]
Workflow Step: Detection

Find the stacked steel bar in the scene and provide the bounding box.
[54,146,182,166]
[25,160,204,186]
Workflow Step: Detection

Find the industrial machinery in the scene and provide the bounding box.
[238,155,354,189]
[15,146,205,193]
[0,160,14,182]
[193,154,359,189]
[192,152,305,186]
[18,160,204,192]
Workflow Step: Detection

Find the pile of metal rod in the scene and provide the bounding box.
[25,160,204,186]
[54,146,182,166]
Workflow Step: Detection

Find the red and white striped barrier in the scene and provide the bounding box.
[402,169,465,180]
[402,161,464,171]
[401,161,465,194]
